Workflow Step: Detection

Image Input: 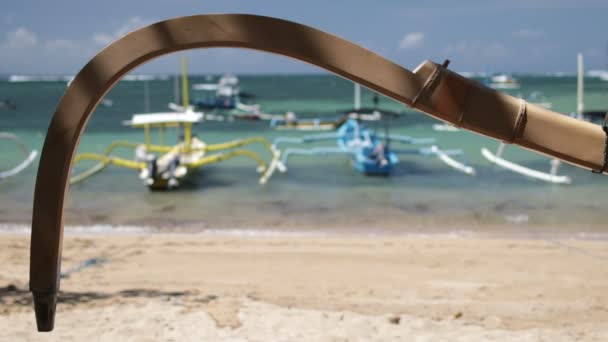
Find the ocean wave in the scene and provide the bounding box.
[7,75,74,82]
[0,223,154,235]
[6,74,171,83]
[2,223,607,240]
[0,223,478,239]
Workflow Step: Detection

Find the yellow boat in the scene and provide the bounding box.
[70,58,282,190]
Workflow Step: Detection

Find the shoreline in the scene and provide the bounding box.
[3,222,608,241]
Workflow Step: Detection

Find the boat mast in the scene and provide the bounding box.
[143,80,150,113]
[173,69,180,105]
[577,53,584,120]
[181,57,192,149]
[354,83,361,110]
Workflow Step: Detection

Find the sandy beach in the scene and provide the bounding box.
[2,232,608,341]
[3,2,608,341]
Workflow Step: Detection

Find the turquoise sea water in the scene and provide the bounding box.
[1,74,608,237]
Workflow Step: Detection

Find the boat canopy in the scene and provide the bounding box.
[123,112,203,126]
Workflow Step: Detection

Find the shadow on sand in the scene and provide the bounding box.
[0,284,217,308]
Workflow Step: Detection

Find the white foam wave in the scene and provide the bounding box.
[6,74,171,82]
[0,223,154,235]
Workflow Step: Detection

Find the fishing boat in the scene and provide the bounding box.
[0,132,38,179]
[69,58,283,190]
[273,83,475,175]
[488,74,520,89]
[274,117,475,176]
[581,110,608,123]
[191,73,273,118]
[270,108,386,131]
[190,74,283,120]
[0,99,16,110]
[270,85,394,131]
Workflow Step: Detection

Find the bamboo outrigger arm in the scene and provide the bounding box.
[0,132,38,179]
[30,13,607,332]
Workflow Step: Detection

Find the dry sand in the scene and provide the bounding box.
[1,232,608,341]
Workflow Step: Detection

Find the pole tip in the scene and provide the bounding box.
[33,291,57,332]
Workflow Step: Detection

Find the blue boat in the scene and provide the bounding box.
[274,119,476,176]
[336,119,397,175]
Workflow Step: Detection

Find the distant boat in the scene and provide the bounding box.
[488,74,520,89]
[100,99,113,107]
[587,70,608,81]
[0,99,16,110]
[192,74,260,111]
[526,91,552,109]
[432,123,460,132]
[581,110,608,123]
[271,85,402,131]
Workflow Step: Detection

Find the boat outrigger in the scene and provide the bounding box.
[70,58,283,190]
[0,132,38,179]
[480,54,595,184]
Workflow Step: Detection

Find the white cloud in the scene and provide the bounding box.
[0,16,156,74]
[5,28,38,48]
[115,17,148,37]
[399,32,424,49]
[512,28,544,39]
[44,39,77,51]
[92,16,151,46]
[92,33,113,46]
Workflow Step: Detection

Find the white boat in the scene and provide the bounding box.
[488,74,520,89]
[588,70,608,81]
[432,123,460,132]
[192,74,266,117]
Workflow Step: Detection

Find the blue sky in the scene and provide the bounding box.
[1,0,607,75]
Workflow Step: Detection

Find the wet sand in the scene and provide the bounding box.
[2,232,608,341]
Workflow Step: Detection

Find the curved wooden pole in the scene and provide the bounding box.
[30,14,606,332]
